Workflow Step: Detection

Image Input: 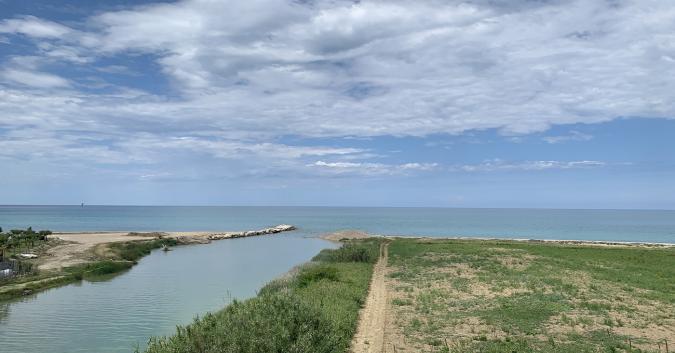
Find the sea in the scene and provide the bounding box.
[1,205,674,243]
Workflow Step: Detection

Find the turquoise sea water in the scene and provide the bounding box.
[0,206,673,353]
[1,205,674,242]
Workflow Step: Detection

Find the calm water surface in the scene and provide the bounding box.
[1,206,674,242]
[0,206,674,353]
[0,233,331,353]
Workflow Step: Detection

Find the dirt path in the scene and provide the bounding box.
[351,242,389,353]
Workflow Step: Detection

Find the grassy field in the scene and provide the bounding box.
[141,239,382,353]
[385,238,675,353]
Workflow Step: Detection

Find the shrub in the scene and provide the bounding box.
[110,239,178,262]
[312,241,380,264]
[296,264,339,288]
[82,261,133,276]
[144,292,340,353]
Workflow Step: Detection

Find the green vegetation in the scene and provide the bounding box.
[386,238,675,352]
[142,238,382,353]
[0,236,179,301]
[108,238,178,262]
[0,227,52,256]
[312,240,380,263]
[0,227,53,281]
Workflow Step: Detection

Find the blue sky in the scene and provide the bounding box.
[1,0,674,208]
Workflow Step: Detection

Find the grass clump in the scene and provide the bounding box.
[65,261,134,280]
[312,239,380,263]
[143,238,382,353]
[109,238,178,262]
[482,292,571,335]
[296,264,339,288]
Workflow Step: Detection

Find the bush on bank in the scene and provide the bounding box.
[142,239,382,353]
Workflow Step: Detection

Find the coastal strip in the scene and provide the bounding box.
[41,224,296,269]
[0,225,296,300]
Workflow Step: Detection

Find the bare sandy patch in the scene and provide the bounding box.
[38,232,155,270]
[322,230,372,242]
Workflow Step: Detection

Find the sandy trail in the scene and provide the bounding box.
[351,242,389,353]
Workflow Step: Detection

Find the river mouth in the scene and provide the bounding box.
[0,233,333,353]
[1,206,674,353]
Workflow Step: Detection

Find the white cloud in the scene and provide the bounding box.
[0,0,671,180]
[3,1,675,135]
[1,68,70,88]
[543,131,593,144]
[309,160,438,176]
[0,15,72,38]
[121,136,365,161]
[457,159,607,172]
[38,0,675,137]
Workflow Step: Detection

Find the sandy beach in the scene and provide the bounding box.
[320,230,674,247]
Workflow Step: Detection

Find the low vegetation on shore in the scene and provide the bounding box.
[385,238,674,352]
[141,238,383,353]
[1,227,53,287]
[0,232,177,301]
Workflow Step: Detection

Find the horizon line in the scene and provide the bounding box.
[0,204,673,212]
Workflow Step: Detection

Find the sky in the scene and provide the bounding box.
[0,0,674,209]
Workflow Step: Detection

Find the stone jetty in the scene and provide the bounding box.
[206,224,296,240]
[171,224,296,244]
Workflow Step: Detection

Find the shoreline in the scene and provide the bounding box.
[0,225,296,300]
[387,235,675,247]
[319,230,674,246]
[43,225,296,268]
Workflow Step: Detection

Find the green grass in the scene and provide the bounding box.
[0,275,75,301]
[142,239,382,353]
[482,292,571,335]
[65,261,135,280]
[386,238,674,353]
